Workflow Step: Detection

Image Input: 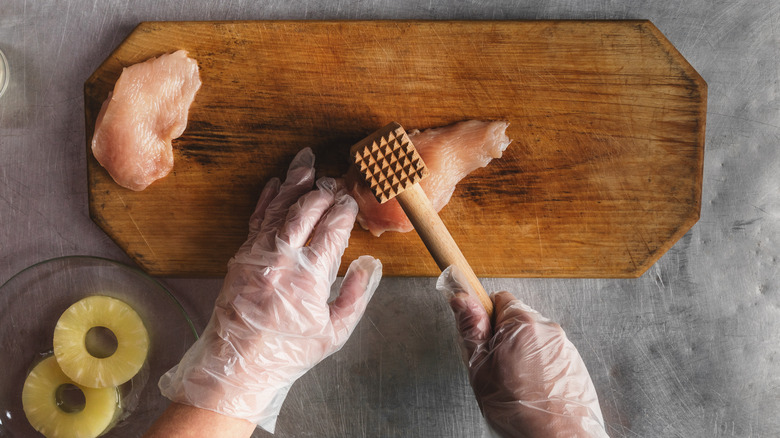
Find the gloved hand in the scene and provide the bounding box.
[158,148,382,433]
[437,266,609,438]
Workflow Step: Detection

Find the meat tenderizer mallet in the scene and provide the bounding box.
[350,122,494,316]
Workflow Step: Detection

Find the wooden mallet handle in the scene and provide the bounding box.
[395,184,494,315]
[350,122,494,316]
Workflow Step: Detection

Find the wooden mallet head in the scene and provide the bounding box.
[350,122,494,316]
[349,122,429,204]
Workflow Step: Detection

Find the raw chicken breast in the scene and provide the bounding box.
[345,120,511,236]
[91,50,201,191]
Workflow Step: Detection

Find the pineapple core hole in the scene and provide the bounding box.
[85,326,118,358]
[55,383,86,413]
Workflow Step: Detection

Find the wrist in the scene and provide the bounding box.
[158,329,304,433]
[144,402,256,438]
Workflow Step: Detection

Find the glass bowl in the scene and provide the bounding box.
[0,48,8,98]
[0,256,198,437]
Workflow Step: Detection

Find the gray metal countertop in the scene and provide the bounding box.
[1,1,778,437]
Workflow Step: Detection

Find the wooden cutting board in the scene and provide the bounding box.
[84,20,706,278]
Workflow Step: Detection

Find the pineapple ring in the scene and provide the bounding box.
[53,295,149,388]
[22,356,120,438]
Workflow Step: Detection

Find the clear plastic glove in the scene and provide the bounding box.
[158,148,382,433]
[437,266,609,438]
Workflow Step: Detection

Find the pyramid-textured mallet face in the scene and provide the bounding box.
[350,122,429,204]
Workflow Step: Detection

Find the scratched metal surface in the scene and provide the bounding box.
[1,1,778,437]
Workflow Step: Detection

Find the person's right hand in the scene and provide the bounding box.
[438,267,609,438]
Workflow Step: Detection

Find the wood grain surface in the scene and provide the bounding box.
[84,20,706,278]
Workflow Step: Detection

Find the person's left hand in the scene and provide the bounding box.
[158,148,382,433]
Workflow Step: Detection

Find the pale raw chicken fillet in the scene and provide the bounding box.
[91,50,201,191]
[345,120,511,236]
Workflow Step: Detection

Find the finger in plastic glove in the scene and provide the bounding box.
[246,177,280,242]
[492,291,550,325]
[225,184,358,333]
[277,177,338,248]
[438,265,495,361]
[329,255,382,345]
[449,292,492,366]
[436,264,473,298]
[304,192,359,279]
[252,148,316,252]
